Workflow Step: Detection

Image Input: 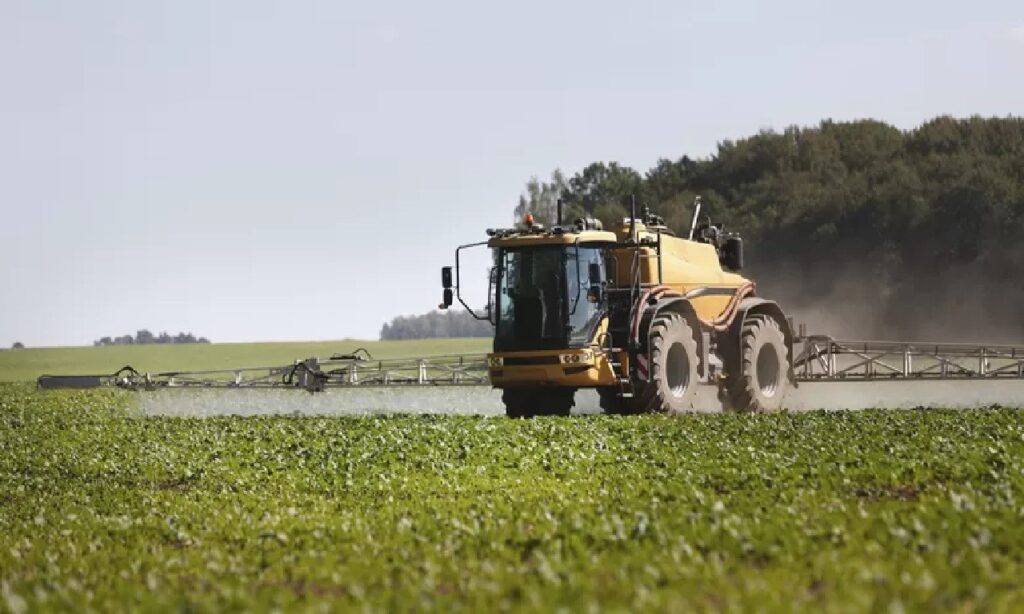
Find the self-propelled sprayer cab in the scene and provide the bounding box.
[441,200,794,417]
[485,217,617,353]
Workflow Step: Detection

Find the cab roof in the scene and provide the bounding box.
[486,228,618,248]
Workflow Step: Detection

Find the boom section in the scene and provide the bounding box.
[794,336,1024,381]
[34,335,1024,393]
[37,354,490,393]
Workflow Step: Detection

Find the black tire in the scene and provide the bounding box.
[597,387,631,415]
[631,312,700,414]
[502,388,575,418]
[724,315,789,412]
[502,389,531,418]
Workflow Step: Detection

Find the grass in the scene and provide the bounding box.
[0,338,491,383]
[2,384,1023,611]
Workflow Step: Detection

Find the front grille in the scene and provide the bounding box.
[503,356,562,366]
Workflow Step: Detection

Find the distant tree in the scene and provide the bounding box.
[566,162,644,205]
[645,156,698,206]
[513,169,569,226]
[92,331,210,346]
[11,342,24,349]
[381,310,492,340]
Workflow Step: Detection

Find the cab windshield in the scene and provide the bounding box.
[494,245,605,351]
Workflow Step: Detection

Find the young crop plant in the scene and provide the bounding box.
[1,383,1023,611]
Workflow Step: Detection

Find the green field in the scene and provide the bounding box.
[2,384,1023,611]
[0,338,491,383]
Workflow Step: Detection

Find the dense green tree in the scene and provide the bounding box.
[513,170,568,226]
[561,162,644,228]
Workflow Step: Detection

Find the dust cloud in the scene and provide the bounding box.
[753,252,1024,345]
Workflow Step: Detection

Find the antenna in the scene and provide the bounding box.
[688,196,703,240]
[629,195,637,241]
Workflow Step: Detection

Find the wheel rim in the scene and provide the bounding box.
[666,342,690,397]
[756,345,781,397]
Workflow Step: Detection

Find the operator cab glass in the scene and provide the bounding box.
[567,247,604,346]
[495,245,606,352]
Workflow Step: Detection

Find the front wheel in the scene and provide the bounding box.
[631,312,700,414]
[598,387,631,415]
[502,388,575,418]
[723,315,789,412]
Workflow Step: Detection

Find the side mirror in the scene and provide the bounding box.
[441,266,453,289]
[486,267,496,321]
[722,237,743,271]
[440,288,453,309]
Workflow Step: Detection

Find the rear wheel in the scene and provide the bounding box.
[502,388,575,418]
[724,315,789,412]
[631,312,700,414]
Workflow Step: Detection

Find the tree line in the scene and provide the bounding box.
[380,310,492,340]
[94,330,211,346]
[514,116,1024,341]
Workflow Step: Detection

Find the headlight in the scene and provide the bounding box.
[559,351,593,364]
[488,356,504,367]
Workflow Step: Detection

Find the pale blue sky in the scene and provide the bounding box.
[1,0,1022,347]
